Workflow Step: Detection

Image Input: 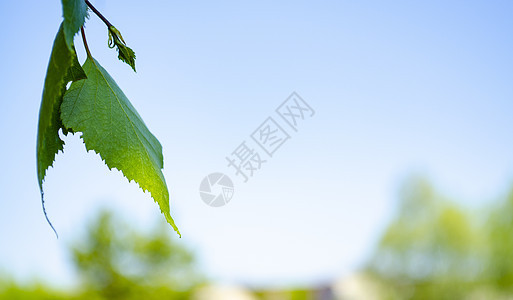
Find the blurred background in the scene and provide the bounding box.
[1,0,513,299]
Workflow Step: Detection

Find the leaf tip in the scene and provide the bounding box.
[40,191,59,239]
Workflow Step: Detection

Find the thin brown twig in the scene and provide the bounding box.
[81,26,92,58]
[85,0,113,28]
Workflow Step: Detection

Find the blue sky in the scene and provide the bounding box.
[0,0,512,289]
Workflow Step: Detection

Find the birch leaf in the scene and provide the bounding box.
[61,57,180,236]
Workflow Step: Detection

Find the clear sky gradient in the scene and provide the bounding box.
[0,0,512,289]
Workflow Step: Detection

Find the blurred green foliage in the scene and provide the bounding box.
[367,176,513,299]
[0,279,68,300]
[4,177,513,299]
[0,210,201,300]
[71,210,200,299]
[253,287,325,300]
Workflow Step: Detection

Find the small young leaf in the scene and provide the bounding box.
[61,57,179,236]
[108,26,136,72]
[116,43,136,72]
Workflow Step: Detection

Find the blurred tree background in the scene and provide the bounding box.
[366,176,513,299]
[4,178,513,299]
[71,211,202,300]
[0,210,202,300]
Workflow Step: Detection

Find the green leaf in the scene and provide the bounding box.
[37,24,85,190]
[37,0,88,188]
[61,0,88,50]
[36,24,86,236]
[61,57,180,236]
[37,25,67,187]
[36,0,88,236]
